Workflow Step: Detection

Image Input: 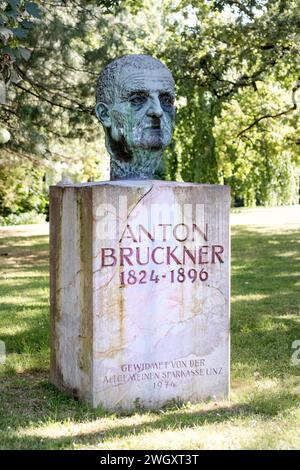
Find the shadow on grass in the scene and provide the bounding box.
[231,227,300,378]
[0,235,49,362]
[0,369,299,449]
[0,236,49,273]
[0,322,49,355]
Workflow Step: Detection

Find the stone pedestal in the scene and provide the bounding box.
[50,180,230,410]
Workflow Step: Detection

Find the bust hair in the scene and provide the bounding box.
[96,54,174,105]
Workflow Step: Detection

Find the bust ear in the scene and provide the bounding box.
[95,102,111,128]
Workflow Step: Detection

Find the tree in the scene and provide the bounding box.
[0,0,169,217]
[162,0,300,204]
[0,0,299,216]
[0,1,124,216]
[214,82,300,205]
[0,0,43,105]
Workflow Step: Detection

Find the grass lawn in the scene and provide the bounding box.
[0,207,300,450]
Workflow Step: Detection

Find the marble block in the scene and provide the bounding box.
[50,180,230,410]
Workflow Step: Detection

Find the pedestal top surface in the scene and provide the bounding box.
[51,179,230,191]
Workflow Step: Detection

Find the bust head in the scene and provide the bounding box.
[96,54,176,180]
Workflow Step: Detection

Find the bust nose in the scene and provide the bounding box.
[146,94,163,118]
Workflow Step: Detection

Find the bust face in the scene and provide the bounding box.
[109,66,176,152]
[96,55,176,179]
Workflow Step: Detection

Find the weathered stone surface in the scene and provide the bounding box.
[50,180,230,410]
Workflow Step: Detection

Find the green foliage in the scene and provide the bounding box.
[0,161,48,216]
[162,0,300,204]
[0,210,46,225]
[214,83,300,205]
[0,0,42,85]
[0,0,300,212]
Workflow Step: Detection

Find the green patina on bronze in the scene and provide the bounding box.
[95,54,176,180]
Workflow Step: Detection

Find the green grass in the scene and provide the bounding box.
[0,211,300,450]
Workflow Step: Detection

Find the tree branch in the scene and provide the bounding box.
[237,81,300,138]
[14,82,93,114]
[214,0,255,18]
[3,147,45,165]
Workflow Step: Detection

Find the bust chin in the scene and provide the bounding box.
[95,54,176,180]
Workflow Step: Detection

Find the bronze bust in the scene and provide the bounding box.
[96,54,176,180]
